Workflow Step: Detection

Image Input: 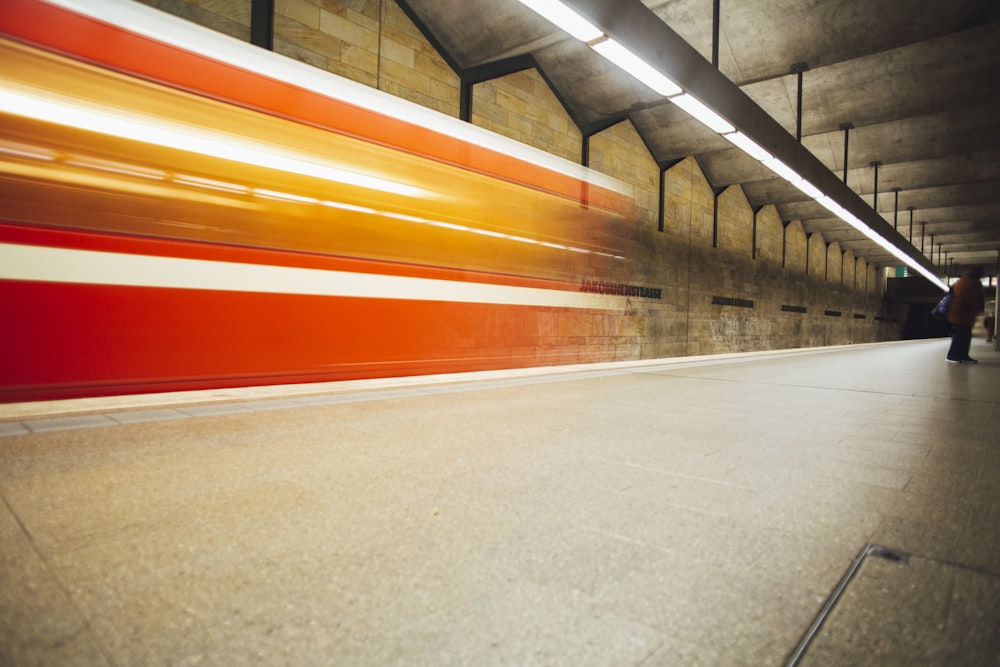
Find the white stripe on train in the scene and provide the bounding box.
[0,242,628,310]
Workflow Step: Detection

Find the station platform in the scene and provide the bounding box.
[2,338,998,666]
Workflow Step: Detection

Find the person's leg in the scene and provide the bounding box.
[956,325,974,360]
[948,326,963,360]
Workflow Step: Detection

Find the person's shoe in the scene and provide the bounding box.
[960,357,978,364]
[947,356,960,362]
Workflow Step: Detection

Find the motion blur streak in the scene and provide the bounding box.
[0,0,651,402]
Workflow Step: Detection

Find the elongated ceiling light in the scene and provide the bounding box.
[589,38,682,97]
[517,0,946,290]
[516,0,603,41]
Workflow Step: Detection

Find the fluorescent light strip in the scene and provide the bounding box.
[813,194,947,289]
[591,38,683,97]
[790,179,823,199]
[669,94,734,134]
[515,0,603,42]
[723,132,772,161]
[761,157,801,183]
[816,195,849,219]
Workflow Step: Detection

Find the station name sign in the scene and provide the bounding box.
[580,279,662,300]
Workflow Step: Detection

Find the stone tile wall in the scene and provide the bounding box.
[376,2,459,115]
[784,221,807,274]
[471,70,581,164]
[588,121,660,230]
[138,0,460,115]
[808,233,828,279]
[136,0,250,39]
[827,242,844,285]
[716,186,753,257]
[756,205,783,267]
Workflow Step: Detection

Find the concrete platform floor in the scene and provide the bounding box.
[1,338,998,666]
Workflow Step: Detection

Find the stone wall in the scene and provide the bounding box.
[137,0,250,40]
[130,0,907,358]
[137,0,460,115]
[471,70,581,163]
[588,121,661,230]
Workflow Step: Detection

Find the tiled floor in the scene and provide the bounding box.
[1,338,998,666]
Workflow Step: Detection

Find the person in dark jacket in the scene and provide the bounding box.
[947,265,985,363]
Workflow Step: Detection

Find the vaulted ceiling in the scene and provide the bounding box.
[398,0,1000,279]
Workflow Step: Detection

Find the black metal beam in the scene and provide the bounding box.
[459,54,537,121]
[250,0,274,50]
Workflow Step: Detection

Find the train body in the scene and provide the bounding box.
[0,0,655,402]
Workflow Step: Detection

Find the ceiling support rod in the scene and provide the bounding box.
[920,222,926,255]
[891,187,901,229]
[711,0,720,68]
[907,207,914,243]
[929,233,935,263]
[870,161,882,211]
[791,62,808,142]
[839,123,853,183]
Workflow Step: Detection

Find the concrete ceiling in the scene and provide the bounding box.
[398,0,1000,278]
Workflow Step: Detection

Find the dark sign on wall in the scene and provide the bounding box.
[580,280,662,299]
[712,296,754,308]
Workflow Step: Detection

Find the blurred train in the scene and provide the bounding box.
[0,0,650,402]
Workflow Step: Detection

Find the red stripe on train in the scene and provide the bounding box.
[0,279,610,402]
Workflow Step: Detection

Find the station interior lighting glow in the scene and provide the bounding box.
[518,0,947,290]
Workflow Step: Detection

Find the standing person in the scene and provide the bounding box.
[947,266,985,363]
